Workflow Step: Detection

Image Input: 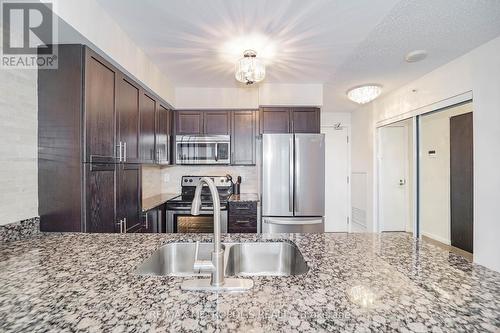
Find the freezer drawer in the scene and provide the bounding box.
[262,217,324,233]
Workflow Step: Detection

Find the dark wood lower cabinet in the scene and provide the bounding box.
[85,163,117,233]
[228,201,258,233]
[117,164,142,233]
[142,206,162,233]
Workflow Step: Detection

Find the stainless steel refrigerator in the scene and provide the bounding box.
[261,134,325,233]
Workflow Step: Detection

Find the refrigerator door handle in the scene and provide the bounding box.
[263,217,324,225]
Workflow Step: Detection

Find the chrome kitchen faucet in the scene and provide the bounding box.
[180,177,253,292]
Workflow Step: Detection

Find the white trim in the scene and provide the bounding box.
[375,91,473,128]
[411,117,419,238]
[421,231,451,246]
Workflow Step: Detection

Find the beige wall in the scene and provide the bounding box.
[50,0,175,105]
[350,104,374,232]
[420,103,472,245]
[0,66,38,225]
[175,84,324,109]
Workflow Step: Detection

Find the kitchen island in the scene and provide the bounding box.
[0,232,499,332]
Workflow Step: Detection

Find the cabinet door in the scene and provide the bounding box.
[292,107,320,133]
[117,76,141,163]
[85,163,116,233]
[176,111,203,135]
[156,105,170,164]
[140,92,156,163]
[117,164,142,233]
[84,51,117,163]
[204,111,230,135]
[260,107,290,133]
[231,110,257,165]
[142,207,160,233]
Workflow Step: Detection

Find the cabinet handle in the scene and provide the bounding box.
[117,219,123,233]
[156,150,161,162]
[117,142,123,162]
[235,220,250,224]
[145,213,149,229]
[123,142,127,162]
[123,218,127,233]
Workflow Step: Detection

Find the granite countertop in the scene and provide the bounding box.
[229,193,260,202]
[1,232,499,332]
[142,193,178,212]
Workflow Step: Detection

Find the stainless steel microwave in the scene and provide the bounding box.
[175,135,231,165]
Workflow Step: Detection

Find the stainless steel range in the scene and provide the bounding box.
[165,176,232,233]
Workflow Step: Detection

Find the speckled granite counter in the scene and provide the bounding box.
[1,233,499,332]
[142,193,178,212]
[229,193,259,202]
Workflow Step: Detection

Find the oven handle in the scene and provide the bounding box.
[215,143,219,162]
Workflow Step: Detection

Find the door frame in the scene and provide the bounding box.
[321,124,351,232]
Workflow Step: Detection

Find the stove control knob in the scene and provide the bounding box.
[184,179,188,182]
[189,179,193,183]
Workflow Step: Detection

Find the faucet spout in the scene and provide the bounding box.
[190,177,224,286]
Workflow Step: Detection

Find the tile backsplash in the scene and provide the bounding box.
[142,165,259,197]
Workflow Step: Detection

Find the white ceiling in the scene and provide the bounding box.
[96,0,500,111]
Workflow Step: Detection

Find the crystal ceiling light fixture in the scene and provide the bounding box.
[235,49,265,85]
[346,84,382,104]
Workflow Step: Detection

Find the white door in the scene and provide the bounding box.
[378,126,408,231]
[322,126,349,232]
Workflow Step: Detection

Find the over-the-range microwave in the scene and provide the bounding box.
[175,135,231,165]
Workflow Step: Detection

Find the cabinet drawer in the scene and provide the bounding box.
[228,201,257,212]
[228,216,257,233]
[228,201,257,233]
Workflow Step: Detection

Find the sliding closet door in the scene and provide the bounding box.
[450,112,473,253]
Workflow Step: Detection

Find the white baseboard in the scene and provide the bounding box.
[421,231,450,245]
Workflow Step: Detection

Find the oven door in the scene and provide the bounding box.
[175,136,230,165]
[166,209,228,233]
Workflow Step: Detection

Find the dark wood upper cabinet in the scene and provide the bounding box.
[231,110,257,165]
[291,108,320,133]
[260,107,320,133]
[84,51,117,163]
[117,163,142,233]
[260,107,290,133]
[156,105,171,165]
[116,76,140,163]
[140,92,156,163]
[85,163,116,233]
[204,111,230,135]
[176,111,203,135]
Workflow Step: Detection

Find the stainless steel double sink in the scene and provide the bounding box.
[135,241,308,277]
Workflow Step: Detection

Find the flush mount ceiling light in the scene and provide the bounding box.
[235,49,265,85]
[346,85,382,104]
[405,50,428,63]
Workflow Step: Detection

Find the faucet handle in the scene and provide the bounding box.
[193,241,214,273]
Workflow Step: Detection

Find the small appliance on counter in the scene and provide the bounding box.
[165,176,232,233]
[233,176,241,195]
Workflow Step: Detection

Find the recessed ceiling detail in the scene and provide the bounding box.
[405,50,428,63]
